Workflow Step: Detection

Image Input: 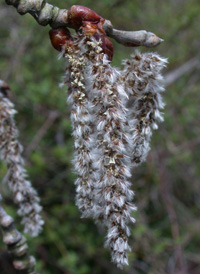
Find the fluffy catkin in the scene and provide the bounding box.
[83,38,136,268]
[122,52,168,165]
[61,38,166,268]
[62,36,97,218]
[0,81,44,237]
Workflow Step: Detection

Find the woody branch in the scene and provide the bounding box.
[5,0,163,48]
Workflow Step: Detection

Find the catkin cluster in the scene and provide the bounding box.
[60,34,167,268]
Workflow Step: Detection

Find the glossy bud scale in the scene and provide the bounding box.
[67,5,104,28]
[49,28,73,51]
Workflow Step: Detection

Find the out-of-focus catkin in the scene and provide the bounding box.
[0,81,44,237]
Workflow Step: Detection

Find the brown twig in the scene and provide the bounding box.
[0,195,37,274]
[158,152,187,274]
[165,57,200,87]
[3,29,33,81]
[25,110,60,157]
[5,1,163,48]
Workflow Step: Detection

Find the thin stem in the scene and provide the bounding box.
[5,1,163,48]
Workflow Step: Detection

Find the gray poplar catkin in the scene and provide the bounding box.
[61,36,98,218]
[0,81,44,237]
[122,52,168,165]
[83,38,136,268]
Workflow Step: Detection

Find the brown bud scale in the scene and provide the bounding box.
[49,28,73,52]
[67,5,104,28]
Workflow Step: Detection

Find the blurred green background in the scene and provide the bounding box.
[0,0,200,273]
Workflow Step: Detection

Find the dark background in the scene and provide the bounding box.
[0,0,200,273]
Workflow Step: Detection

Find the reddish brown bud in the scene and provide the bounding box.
[49,28,73,51]
[49,8,114,61]
[66,5,114,60]
[68,5,105,29]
